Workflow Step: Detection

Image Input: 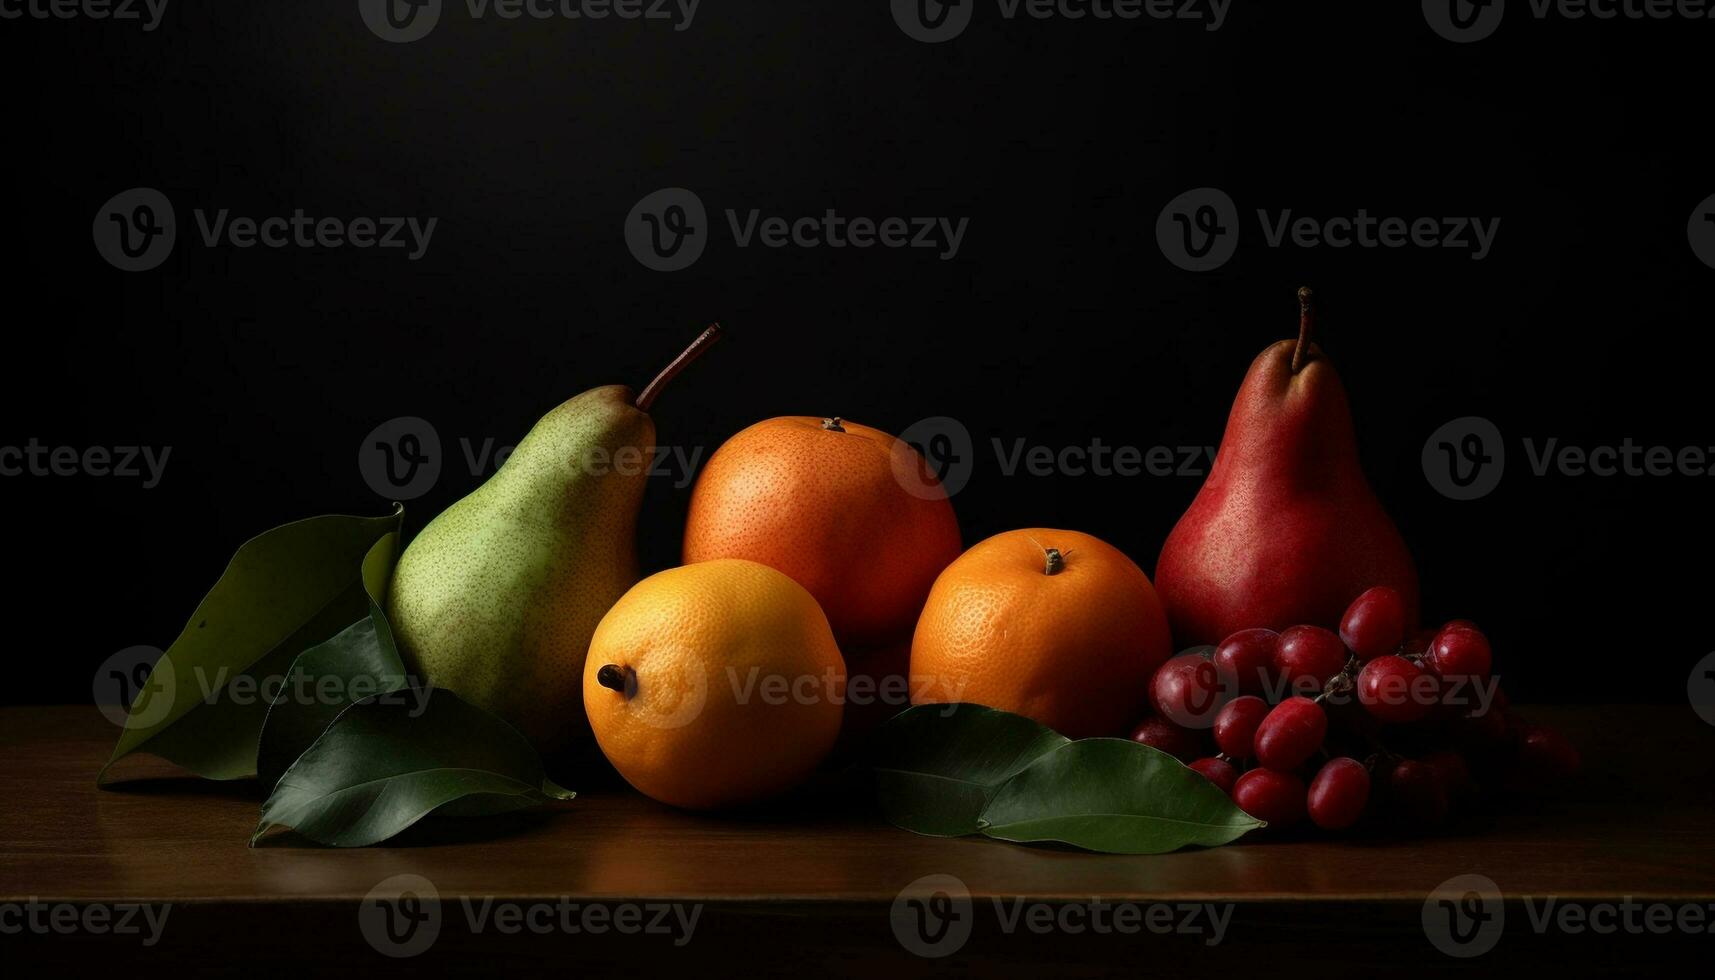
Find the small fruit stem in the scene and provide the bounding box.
[1043,548,1065,576]
[1291,287,1315,374]
[596,664,633,697]
[636,322,723,413]
[822,417,846,432]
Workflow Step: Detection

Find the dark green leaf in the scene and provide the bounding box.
[254,615,410,792]
[100,506,404,783]
[871,703,1070,837]
[253,689,574,848]
[977,738,1263,854]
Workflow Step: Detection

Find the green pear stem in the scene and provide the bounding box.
[1291,287,1315,374]
[636,323,723,413]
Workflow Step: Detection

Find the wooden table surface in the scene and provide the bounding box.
[4,704,1712,976]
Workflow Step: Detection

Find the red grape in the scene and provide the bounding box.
[1428,625,1492,681]
[1189,756,1238,793]
[1253,697,1328,772]
[1307,757,1370,830]
[1213,695,1270,759]
[1518,724,1581,778]
[1150,652,1227,729]
[1213,628,1278,697]
[1232,769,1307,827]
[1357,655,1435,724]
[1423,750,1472,799]
[1128,715,1208,763]
[1384,759,1448,825]
[1339,586,1407,662]
[1274,625,1347,696]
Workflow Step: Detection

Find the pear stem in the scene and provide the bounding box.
[1291,287,1315,374]
[636,323,723,413]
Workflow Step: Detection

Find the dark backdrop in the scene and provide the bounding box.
[3,2,1709,706]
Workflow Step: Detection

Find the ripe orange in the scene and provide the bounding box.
[682,416,961,646]
[910,529,1174,739]
[583,558,846,810]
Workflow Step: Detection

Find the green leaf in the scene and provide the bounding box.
[252,689,574,848]
[976,738,1263,854]
[99,506,404,783]
[871,703,1070,837]
[254,615,410,792]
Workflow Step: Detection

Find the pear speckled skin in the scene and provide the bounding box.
[387,384,653,755]
[1154,340,1420,647]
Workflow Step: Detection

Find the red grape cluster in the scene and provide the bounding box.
[1130,586,1581,833]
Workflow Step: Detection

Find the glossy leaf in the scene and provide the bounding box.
[100,506,404,783]
[871,703,1070,836]
[253,689,574,848]
[977,738,1263,854]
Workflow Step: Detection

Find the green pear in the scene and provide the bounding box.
[386,326,721,754]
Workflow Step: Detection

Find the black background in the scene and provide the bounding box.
[3,2,1709,706]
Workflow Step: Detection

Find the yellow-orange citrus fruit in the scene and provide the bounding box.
[909,529,1173,739]
[583,558,846,810]
[682,416,961,646]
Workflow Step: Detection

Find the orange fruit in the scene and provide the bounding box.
[583,558,846,810]
[909,529,1174,739]
[682,416,961,646]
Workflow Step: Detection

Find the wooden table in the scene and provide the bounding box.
[3,705,1711,976]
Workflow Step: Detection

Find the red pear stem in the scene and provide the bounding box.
[636,322,723,413]
[1291,287,1315,374]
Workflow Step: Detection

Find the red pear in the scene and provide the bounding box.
[1155,289,1419,646]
